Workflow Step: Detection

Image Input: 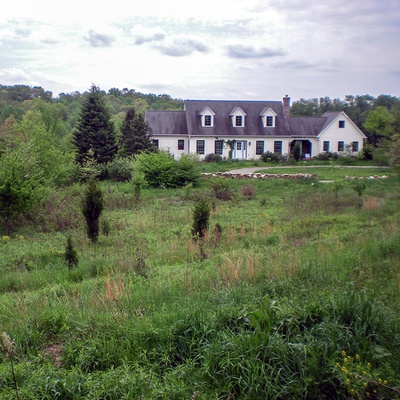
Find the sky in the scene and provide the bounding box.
[0,0,399,102]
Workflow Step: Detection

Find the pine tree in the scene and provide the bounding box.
[73,85,117,165]
[82,180,104,243]
[119,108,155,156]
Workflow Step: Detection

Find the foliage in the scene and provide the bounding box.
[174,155,201,187]
[106,157,134,181]
[293,141,302,161]
[0,166,399,398]
[82,180,104,242]
[73,85,117,166]
[192,198,210,238]
[137,151,200,188]
[118,108,155,156]
[211,178,234,200]
[65,236,79,268]
[315,151,339,161]
[388,134,400,171]
[260,151,284,163]
[363,106,396,145]
[204,153,223,163]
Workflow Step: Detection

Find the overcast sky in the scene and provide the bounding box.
[1,0,399,101]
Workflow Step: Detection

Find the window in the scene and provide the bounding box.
[352,141,359,152]
[338,141,344,152]
[339,120,345,128]
[260,107,277,127]
[235,115,243,127]
[152,139,159,148]
[236,141,242,150]
[178,139,184,150]
[256,141,264,155]
[196,140,205,154]
[274,141,282,154]
[323,141,330,152]
[204,115,212,126]
[214,140,224,155]
[200,107,215,127]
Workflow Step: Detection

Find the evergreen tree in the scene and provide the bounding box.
[119,108,155,156]
[82,180,104,243]
[73,85,117,165]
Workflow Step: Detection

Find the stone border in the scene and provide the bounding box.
[202,172,317,180]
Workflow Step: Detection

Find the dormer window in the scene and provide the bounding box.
[230,107,246,127]
[260,107,277,128]
[200,107,215,127]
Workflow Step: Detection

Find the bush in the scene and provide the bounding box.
[293,141,302,161]
[137,151,200,188]
[192,198,210,239]
[211,178,234,200]
[82,180,104,243]
[260,151,284,163]
[204,153,223,163]
[315,151,338,161]
[65,236,79,268]
[106,157,134,181]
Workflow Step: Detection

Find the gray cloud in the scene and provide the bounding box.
[158,37,209,57]
[227,44,285,59]
[133,26,166,45]
[84,29,115,47]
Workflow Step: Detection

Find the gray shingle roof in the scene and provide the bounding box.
[145,110,187,135]
[288,117,327,137]
[145,101,346,138]
[184,100,290,137]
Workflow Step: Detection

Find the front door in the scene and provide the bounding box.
[234,140,247,159]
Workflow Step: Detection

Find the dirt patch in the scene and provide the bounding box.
[43,344,63,368]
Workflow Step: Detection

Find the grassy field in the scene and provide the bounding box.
[0,164,399,399]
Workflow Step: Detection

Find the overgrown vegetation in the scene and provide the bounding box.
[0,85,399,398]
[0,164,399,399]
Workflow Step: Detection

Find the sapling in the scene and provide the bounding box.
[65,235,79,268]
[82,179,104,243]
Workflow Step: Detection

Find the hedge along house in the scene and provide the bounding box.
[145,96,367,160]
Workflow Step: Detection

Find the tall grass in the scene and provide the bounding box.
[0,168,399,399]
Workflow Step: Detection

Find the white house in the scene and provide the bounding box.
[145,96,367,160]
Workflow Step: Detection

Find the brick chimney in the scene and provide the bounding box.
[283,95,290,119]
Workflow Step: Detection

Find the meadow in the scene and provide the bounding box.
[0,163,399,399]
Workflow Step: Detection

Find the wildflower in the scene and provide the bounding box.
[2,235,10,242]
[356,354,360,360]
[18,235,24,241]
[1,332,15,357]
[341,350,346,357]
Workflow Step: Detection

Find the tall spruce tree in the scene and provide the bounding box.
[119,107,155,156]
[73,85,117,165]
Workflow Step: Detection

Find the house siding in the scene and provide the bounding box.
[145,99,366,160]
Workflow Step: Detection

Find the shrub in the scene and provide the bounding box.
[260,151,284,163]
[106,157,134,181]
[204,153,223,163]
[65,236,79,268]
[211,178,234,200]
[82,180,104,243]
[192,198,210,239]
[174,155,201,187]
[293,141,302,161]
[241,184,255,199]
[360,144,374,160]
[137,151,200,188]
